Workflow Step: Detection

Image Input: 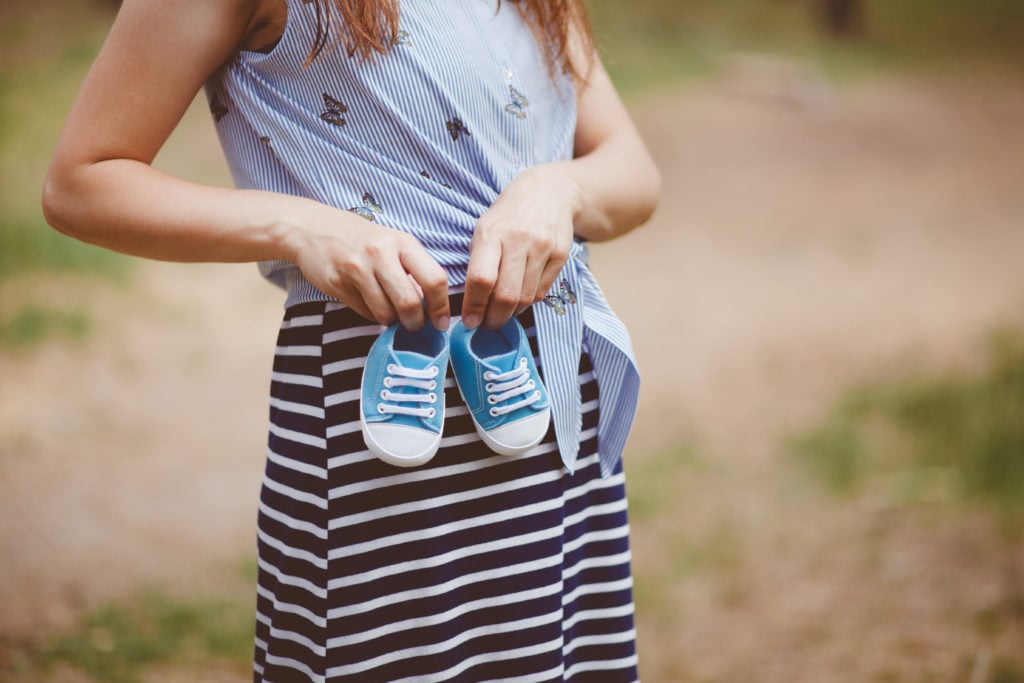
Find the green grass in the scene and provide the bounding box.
[3,591,255,683]
[992,658,1024,683]
[0,304,91,349]
[791,331,1024,512]
[0,3,129,282]
[0,216,128,280]
[625,441,752,619]
[626,441,703,523]
[587,0,1024,94]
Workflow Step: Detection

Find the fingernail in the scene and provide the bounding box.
[463,314,481,329]
[436,316,450,331]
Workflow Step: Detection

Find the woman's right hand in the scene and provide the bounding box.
[283,205,451,332]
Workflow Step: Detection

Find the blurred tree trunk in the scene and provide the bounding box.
[815,0,865,37]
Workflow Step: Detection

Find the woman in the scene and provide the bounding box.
[44,0,660,679]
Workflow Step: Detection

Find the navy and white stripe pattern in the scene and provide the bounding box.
[257,299,638,681]
[206,0,641,477]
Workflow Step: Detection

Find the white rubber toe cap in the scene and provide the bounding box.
[476,408,551,456]
[362,421,441,468]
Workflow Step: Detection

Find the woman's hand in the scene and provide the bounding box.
[461,165,581,329]
[284,204,450,331]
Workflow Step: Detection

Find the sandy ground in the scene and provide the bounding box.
[606,72,1024,683]
[1,70,1023,681]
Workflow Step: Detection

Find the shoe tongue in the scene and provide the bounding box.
[484,348,519,374]
[392,349,432,370]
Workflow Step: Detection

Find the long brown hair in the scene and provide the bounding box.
[306,0,595,82]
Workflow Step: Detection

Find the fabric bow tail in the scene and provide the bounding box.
[534,245,642,478]
[533,263,585,474]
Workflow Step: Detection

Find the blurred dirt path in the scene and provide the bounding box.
[2,73,1024,680]
[600,71,1024,457]
[0,264,282,634]
[594,72,1024,682]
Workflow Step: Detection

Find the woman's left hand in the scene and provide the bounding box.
[462,164,581,329]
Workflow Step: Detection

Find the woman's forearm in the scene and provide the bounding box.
[553,130,661,243]
[42,157,321,264]
[550,55,661,244]
[42,154,451,330]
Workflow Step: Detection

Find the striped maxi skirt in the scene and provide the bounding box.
[254,296,639,682]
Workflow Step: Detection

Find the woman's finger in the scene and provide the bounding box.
[484,242,527,329]
[536,262,562,302]
[377,261,427,331]
[399,243,450,330]
[463,235,500,329]
[350,272,398,326]
[515,252,545,315]
[330,281,378,326]
[535,241,570,302]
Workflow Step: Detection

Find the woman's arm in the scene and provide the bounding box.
[460,52,661,330]
[557,57,662,242]
[42,0,449,331]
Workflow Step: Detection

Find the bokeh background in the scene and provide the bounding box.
[2,0,1023,681]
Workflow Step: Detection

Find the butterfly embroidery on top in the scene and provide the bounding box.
[395,30,412,46]
[259,135,272,150]
[420,170,453,190]
[542,279,577,315]
[504,85,530,119]
[348,192,383,221]
[209,94,228,122]
[446,117,470,141]
[320,92,348,126]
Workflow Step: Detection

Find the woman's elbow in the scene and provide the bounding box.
[41,164,84,238]
[632,155,662,229]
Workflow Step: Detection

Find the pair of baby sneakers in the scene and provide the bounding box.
[359,317,551,467]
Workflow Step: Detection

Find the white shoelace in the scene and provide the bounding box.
[484,358,542,417]
[378,363,439,418]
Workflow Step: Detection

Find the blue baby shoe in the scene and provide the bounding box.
[449,317,551,455]
[360,322,449,467]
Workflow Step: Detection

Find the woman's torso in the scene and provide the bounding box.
[206,0,577,305]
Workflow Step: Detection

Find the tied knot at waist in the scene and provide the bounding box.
[278,241,641,477]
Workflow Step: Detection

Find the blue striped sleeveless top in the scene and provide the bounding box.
[205,0,640,476]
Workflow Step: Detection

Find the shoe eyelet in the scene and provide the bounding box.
[427,408,436,418]
[519,358,527,368]
[377,405,386,414]
[431,366,439,377]
[533,391,541,401]
[380,390,390,400]
[485,383,495,392]
[387,364,398,374]
[487,395,498,405]
[429,380,437,390]
[383,377,393,388]
[489,408,499,417]
[483,371,495,381]
[428,393,437,402]
[527,380,535,389]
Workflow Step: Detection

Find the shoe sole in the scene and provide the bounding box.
[469,407,551,456]
[359,401,442,468]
